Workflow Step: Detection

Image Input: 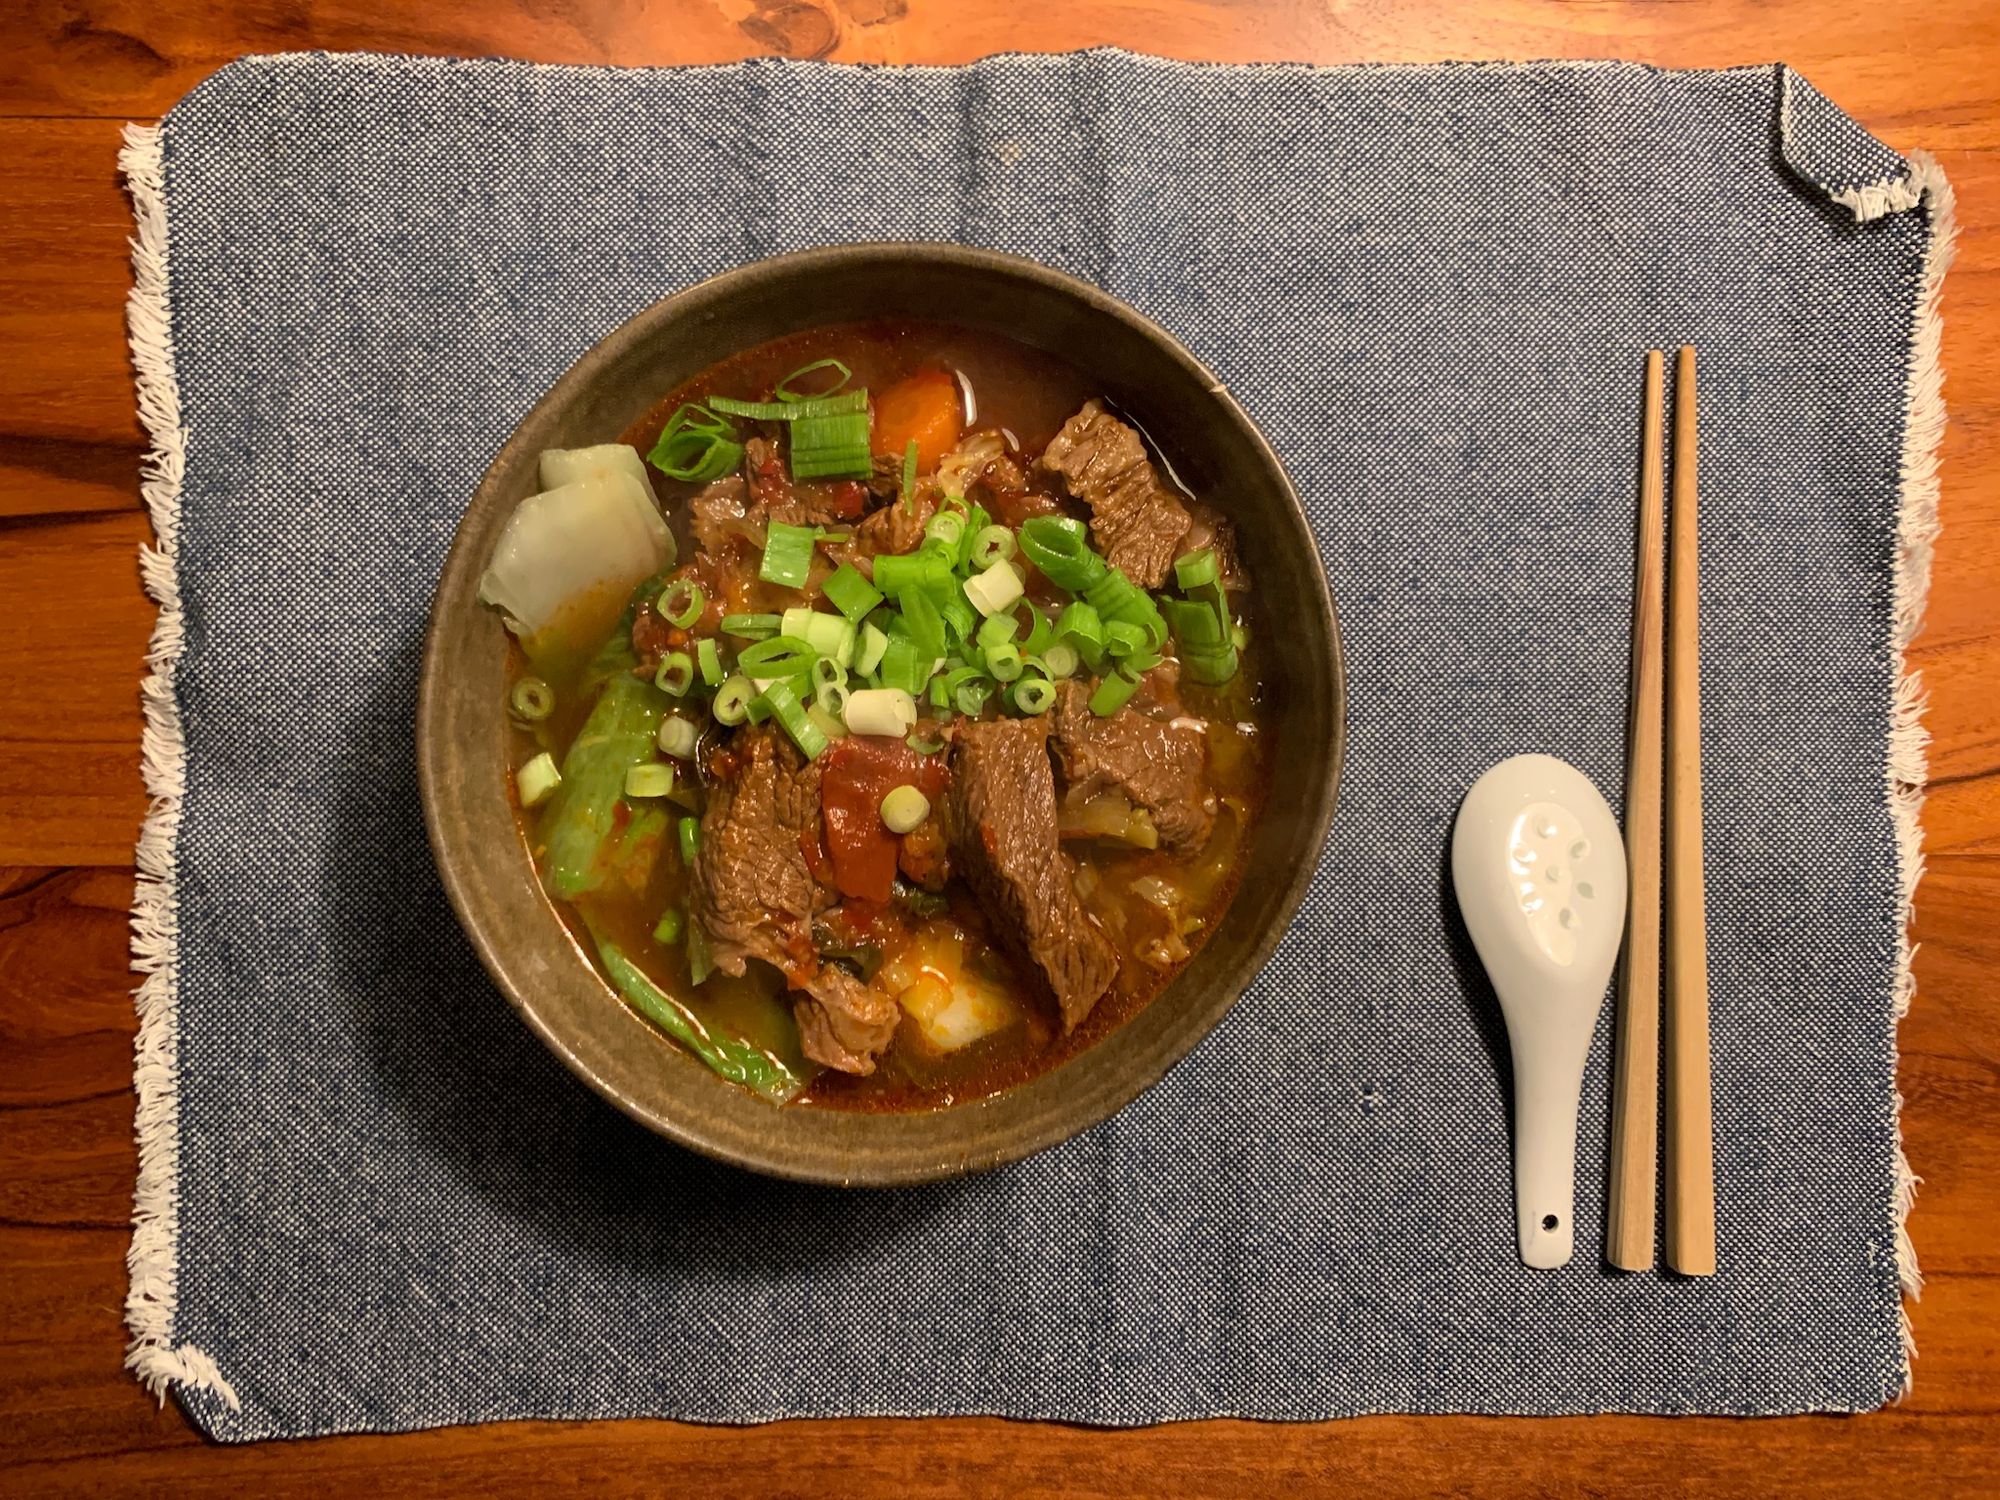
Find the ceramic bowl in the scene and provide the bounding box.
[417,244,1342,1184]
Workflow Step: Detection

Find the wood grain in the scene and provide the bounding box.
[0,0,1997,1494]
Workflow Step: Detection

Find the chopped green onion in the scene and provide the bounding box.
[855,621,889,677]
[926,510,967,549]
[790,411,874,480]
[1174,547,1220,590]
[1055,600,1104,658]
[744,691,773,724]
[696,637,723,686]
[1012,677,1057,714]
[955,680,993,717]
[758,678,828,760]
[807,702,847,744]
[983,641,1024,682]
[963,559,1024,616]
[709,388,868,422]
[760,520,819,589]
[902,587,947,659]
[737,634,817,681]
[845,687,918,737]
[1163,597,1228,646]
[938,595,977,648]
[815,675,851,716]
[721,612,780,640]
[1182,641,1241,685]
[1041,641,1081,679]
[955,502,991,570]
[811,655,846,692]
[654,651,695,696]
[687,922,715,986]
[900,439,918,512]
[1125,650,1164,674]
[656,715,700,759]
[1090,670,1142,716]
[873,549,951,599]
[822,563,883,621]
[510,676,554,722]
[652,908,684,945]
[1232,621,1249,652]
[775,357,853,402]
[906,732,945,754]
[657,578,705,629]
[877,633,928,697]
[880,785,932,834]
[802,612,856,665]
[712,675,758,726]
[929,674,952,709]
[970,525,1016,569]
[647,403,742,483]
[625,763,675,799]
[1102,620,1147,659]
[677,816,702,866]
[1017,515,1109,591]
[1019,600,1055,656]
[977,612,1017,651]
[516,751,561,808]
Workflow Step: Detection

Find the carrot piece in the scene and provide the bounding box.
[871,366,964,472]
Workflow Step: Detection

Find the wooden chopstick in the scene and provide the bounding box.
[1608,351,1666,1272]
[1664,345,1717,1276]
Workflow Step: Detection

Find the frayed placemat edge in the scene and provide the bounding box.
[119,119,241,1416]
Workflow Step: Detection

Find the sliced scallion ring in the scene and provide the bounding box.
[509,676,554,722]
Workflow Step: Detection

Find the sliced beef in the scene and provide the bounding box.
[1037,400,1191,588]
[830,485,936,572]
[744,436,868,526]
[937,429,1060,528]
[691,724,896,1074]
[1049,680,1216,853]
[947,717,1118,1029]
[793,965,900,1076]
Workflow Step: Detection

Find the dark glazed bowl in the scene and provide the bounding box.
[418,245,1343,1185]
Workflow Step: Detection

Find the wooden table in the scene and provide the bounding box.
[2,3,1994,1494]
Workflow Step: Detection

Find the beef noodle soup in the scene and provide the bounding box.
[479,322,1269,1110]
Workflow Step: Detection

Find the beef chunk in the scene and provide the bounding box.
[691,724,895,1075]
[793,965,900,1076]
[1050,680,1216,853]
[1037,400,1191,588]
[744,436,867,526]
[948,717,1118,1029]
[690,724,823,982]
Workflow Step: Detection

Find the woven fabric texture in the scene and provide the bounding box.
[131,50,1939,1441]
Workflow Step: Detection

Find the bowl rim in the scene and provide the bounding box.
[417,242,1345,1184]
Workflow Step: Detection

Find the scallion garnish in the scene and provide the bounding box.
[925,510,967,549]
[509,676,554,722]
[720,612,780,640]
[758,678,829,760]
[963,558,1024,617]
[516,751,561,808]
[625,763,675,799]
[737,634,817,682]
[696,637,724,687]
[900,438,918,513]
[1174,546,1220,590]
[712,675,758,726]
[657,578,705,629]
[789,411,874,480]
[1041,641,1081,679]
[855,621,889,677]
[677,816,702,866]
[1012,677,1057,715]
[647,403,743,484]
[901,586,947,659]
[822,563,884,622]
[906,732,945,754]
[983,641,1024,682]
[1054,600,1106,668]
[877,633,929,697]
[1017,515,1109,591]
[775,357,853,402]
[652,908,684,945]
[1102,620,1147,659]
[955,679,993,717]
[872,549,950,598]
[657,716,700,759]
[1089,669,1142,717]
[970,524,1016,569]
[709,389,868,422]
[654,651,695,696]
[760,520,819,588]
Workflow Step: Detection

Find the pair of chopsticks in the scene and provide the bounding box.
[1608,348,1716,1275]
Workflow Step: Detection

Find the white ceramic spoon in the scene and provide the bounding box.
[1452,755,1629,1268]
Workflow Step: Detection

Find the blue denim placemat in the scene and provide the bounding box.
[122,50,1950,1440]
